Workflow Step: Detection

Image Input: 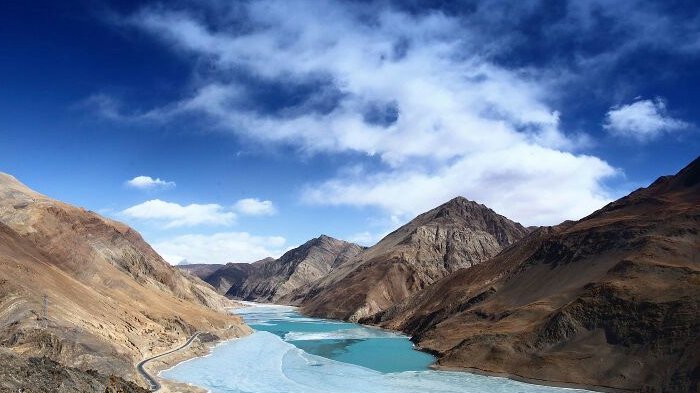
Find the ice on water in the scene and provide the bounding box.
[162,305,594,393]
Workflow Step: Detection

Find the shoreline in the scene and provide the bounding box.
[430,364,631,393]
[150,302,618,393]
[144,329,250,393]
[143,305,252,393]
[296,306,623,393]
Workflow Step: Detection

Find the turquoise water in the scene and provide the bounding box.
[161,304,595,393]
[242,305,435,373]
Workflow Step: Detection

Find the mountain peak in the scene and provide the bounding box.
[430,196,504,224]
[0,172,40,196]
[444,195,475,206]
[0,172,19,184]
[437,196,483,213]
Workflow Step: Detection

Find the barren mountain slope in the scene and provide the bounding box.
[368,157,700,392]
[299,197,529,321]
[179,258,272,295]
[0,348,148,393]
[178,263,225,281]
[226,236,364,302]
[0,173,250,385]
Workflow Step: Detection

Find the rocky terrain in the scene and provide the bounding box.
[180,261,261,295]
[0,348,148,393]
[229,235,364,302]
[181,236,363,303]
[299,197,529,321]
[354,157,700,392]
[177,263,225,282]
[0,173,250,388]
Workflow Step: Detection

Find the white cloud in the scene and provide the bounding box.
[152,232,286,264]
[604,98,691,142]
[110,1,622,225]
[125,175,176,190]
[234,198,277,216]
[121,199,236,228]
[346,231,382,247]
[305,146,616,226]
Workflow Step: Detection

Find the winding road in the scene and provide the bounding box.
[136,332,201,391]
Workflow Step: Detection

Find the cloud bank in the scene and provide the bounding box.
[109,0,634,226]
[122,199,236,228]
[153,232,286,265]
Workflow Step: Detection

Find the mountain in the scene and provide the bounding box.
[180,259,270,294]
[177,263,225,280]
[0,173,250,387]
[363,156,700,392]
[176,236,363,303]
[227,236,363,302]
[299,197,529,321]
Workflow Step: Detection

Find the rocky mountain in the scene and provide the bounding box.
[177,263,225,281]
[179,260,267,295]
[0,348,148,393]
[0,173,250,387]
[179,236,364,303]
[299,197,529,321]
[223,236,364,302]
[361,157,700,392]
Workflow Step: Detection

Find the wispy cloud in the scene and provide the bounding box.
[100,1,636,225]
[604,98,691,142]
[125,175,176,190]
[121,199,236,228]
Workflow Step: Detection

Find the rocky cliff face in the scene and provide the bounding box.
[178,263,225,282]
[225,236,364,302]
[0,173,250,387]
[0,348,148,393]
[299,197,529,321]
[367,157,700,393]
[176,236,363,304]
[180,261,264,295]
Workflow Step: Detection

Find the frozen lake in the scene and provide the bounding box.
[161,304,594,393]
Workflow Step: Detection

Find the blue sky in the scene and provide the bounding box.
[1,0,698,264]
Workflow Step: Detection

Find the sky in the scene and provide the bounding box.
[1,0,699,265]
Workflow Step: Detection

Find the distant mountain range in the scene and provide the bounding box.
[180,235,364,302]
[1,157,696,392]
[183,156,700,392]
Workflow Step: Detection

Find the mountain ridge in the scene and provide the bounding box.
[180,235,364,303]
[0,172,250,388]
[297,196,529,321]
[351,156,700,392]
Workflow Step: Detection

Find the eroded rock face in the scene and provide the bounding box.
[299,197,529,321]
[0,173,250,386]
[367,156,700,393]
[177,236,364,304]
[180,262,258,294]
[0,349,148,393]
[228,236,364,302]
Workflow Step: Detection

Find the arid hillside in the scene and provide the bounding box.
[180,258,269,296]
[299,197,529,321]
[363,157,700,392]
[181,236,364,303]
[228,235,363,302]
[0,173,250,387]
